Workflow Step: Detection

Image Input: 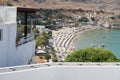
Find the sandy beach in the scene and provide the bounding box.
[52,26,97,61]
[69,27,97,49]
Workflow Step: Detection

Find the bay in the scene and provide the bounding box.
[75,29,120,58]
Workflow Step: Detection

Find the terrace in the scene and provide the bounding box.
[0,63,120,80]
[0,62,120,73]
[16,7,36,46]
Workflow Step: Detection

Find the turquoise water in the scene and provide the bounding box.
[75,29,120,58]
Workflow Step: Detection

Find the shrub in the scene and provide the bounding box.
[65,47,119,62]
[7,2,13,6]
[52,58,58,62]
[79,17,89,22]
[45,54,51,62]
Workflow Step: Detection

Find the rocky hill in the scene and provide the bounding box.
[0,0,120,12]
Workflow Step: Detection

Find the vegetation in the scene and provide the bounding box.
[78,8,84,12]
[13,0,19,2]
[35,31,49,48]
[34,28,58,61]
[79,17,89,22]
[17,25,24,35]
[36,9,73,26]
[91,17,96,22]
[35,20,51,25]
[32,28,39,37]
[6,2,13,6]
[51,47,58,62]
[110,16,115,19]
[117,15,120,19]
[45,54,51,62]
[65,47,120,62]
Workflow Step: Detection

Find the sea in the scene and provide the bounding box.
[75,29,120,58]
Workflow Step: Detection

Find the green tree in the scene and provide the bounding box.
[111,16,115,19]
[51,47,58,62]
[78,8,84,12]
[48,30,52,38]
[35,36,41,47]
[65,47,119,62]
[79,17,89,22]
[35,31,49,48]
[35,30,58,62]
[45,54,51,62]
[6,2,13,6]
[32,28,39,36]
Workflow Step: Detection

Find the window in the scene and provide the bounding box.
[0,29,2,41]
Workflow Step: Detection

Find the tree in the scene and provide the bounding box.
[41,32,49,45]
[91,17,95,22]
[48,30,52,38]
[35,31,50,48]
[6,2,13,6]
[45,54,51,62]
[51,47,58,62]
[79,17,89,22]
[32,28,39,36]
[117,15,120,19]
[52,58,58,62]
[65,47,119,62]
[78,8,84,12]
[111,16,115,19]
[35,36,48,48]
[100,10,104,13]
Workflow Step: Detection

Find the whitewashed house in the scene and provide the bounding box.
[36,25,45,33]
[0,6,36,67]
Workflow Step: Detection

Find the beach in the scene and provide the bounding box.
[69,27,97,49]
[52,26,97,61]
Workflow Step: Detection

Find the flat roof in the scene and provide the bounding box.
[0,62,120,73]
[17,7,37,13]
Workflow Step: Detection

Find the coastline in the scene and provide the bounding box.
[52,26,97,61]
[69,27,97,50]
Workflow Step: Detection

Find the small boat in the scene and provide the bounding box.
[99,44,105,48]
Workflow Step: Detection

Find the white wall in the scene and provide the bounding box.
[0,24,9,67]
[0,6,35,67]
[0,6,17,67]
[7,23,17,66]
[3,23,35,67]
[14,41,35,66]
[0,66,120,80]
[54,66,120,80]
[0,6,16,22]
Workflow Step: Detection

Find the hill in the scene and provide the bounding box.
[0,0,120,13]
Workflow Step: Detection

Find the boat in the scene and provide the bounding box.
[99,44,105,48]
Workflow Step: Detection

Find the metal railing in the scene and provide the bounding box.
[17,35,34,46]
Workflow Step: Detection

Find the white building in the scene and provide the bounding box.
[0,6,35,67]
[36,25,45,33]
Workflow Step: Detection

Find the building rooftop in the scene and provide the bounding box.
[0,62,120,73]
[17,7,37,13]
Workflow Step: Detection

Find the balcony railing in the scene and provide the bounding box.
[16,35,34,46]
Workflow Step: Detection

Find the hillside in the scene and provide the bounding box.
[0,0,120,12]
